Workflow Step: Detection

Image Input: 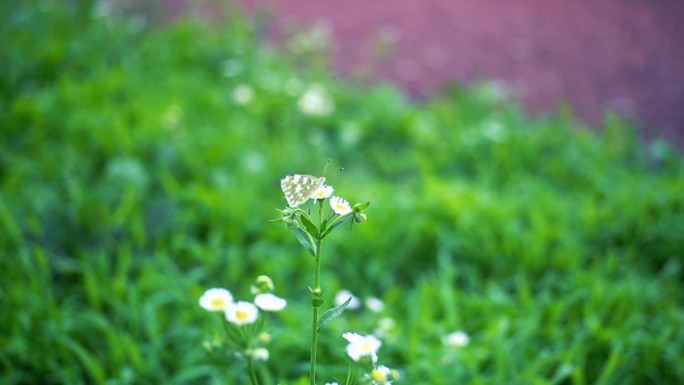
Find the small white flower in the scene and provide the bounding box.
[225,301,259,325]
[330,196,352,216]
[232,84,254,105]
[251,347,269,361]
[199,288,233,312]
[374,317,396,339]
[254,293,287,312]
[370,365,392,384]
[365,296,385,313]
[335,289,361,309]
[443,330,470,347]
[311,184,334,200]
[298,83,335,116]
[324,383,340,385]
[343,332,382,363]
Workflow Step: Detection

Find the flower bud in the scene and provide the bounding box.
[251,275,275,294]
[258,332,272,344]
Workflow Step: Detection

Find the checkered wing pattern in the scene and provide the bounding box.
[280,174,326,207]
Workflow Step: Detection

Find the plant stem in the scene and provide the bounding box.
[310,241,322,385]
[247,357,259,385]
[310,204,325,385]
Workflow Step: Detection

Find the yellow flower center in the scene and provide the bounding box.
[235,309,249,321]
[371,369,387,381]
[210,298,225,308]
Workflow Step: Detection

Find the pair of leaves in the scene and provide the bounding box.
[294,226,317,257]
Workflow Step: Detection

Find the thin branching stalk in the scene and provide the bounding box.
[310,203,325,385]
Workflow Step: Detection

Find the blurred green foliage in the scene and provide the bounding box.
[1,1,683,384]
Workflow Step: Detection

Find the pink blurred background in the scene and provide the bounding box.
[158,0,684,147]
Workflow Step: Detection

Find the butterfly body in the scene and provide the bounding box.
[280,174,326,207]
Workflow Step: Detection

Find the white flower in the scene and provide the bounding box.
[311,184,334,200]
[374,317,396,339]
[254,293,287,312]
[443,330,470,347]
[330,196,352,216]
[199,288,233,312]
[232,84,254,105]
[298,83,335,116]
[335,289,361,309]
[365,296,385,313]
[324,383,340,385]
[225,301,259,325]
[343,332,382,363]
[251,347,269,361]
[370,365,392,384]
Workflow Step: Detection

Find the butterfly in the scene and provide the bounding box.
[280,174,326,207]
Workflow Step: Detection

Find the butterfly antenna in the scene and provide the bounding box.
[322,159,331,176]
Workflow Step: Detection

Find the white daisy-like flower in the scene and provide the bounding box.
[225,301,259,325]
[365,296,385,313]
[343,332,382,363]
[311,184,334,200]
[232,84,254,105]
[334,289,361,309]
[370,365,392,384]
[254,293,287,312]
[443,330,470,347]
[298,83,335,116]
[330,196,352,216]
[251,347,269,361]
[199,288,233,312]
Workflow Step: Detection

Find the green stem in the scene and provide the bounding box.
[345,363,352,385]
[247,357,259,385]
[310,203,325,385]
[310,240,322,385]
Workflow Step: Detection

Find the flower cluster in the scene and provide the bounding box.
[310,182,353,216]
[200,283,287,326]
[199,275,287,362]
[341,331,399,384]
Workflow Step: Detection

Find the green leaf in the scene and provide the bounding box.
[317,297,351,332]
[321,214,353,237]
[353,201,370,211]
[294,227,316,257]
[298,212,319,238]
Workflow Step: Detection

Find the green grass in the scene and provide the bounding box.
[1,1,683,384]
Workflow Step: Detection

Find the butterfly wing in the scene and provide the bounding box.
[281,174,326,207]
